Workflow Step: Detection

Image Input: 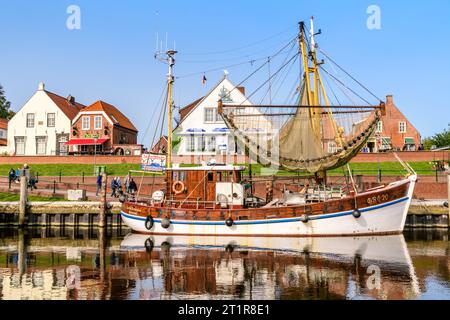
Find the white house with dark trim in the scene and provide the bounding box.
[175,76,272,157]
[7,82,85,156]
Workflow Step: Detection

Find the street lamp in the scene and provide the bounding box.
[94,137,98,176]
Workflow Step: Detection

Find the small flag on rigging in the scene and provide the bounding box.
[201,74,207,85]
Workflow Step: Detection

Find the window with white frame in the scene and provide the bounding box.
[207,136,216,152]
[197,135,206,152]
[0,129,5,138]
[399,121,406,133]
[94,116,102,130]
[26,113,35,128]
[47,113,55,127]
[82,116,90,130]
[328,141,337,154]
[15,137,26,155]
[36,137,47,155]
[376,120,383,133]
[187,135,195,152]
[204,108,215,123]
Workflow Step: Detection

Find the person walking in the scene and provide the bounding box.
[96,174,103,196]
[111,177,117,198]
[8,168,16,185]
[124,173,131,193]
[128,178,138,196]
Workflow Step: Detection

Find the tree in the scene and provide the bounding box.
[0,84,14,119]
[423,124,450,150]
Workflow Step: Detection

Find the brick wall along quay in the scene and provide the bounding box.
[0,151,448,165]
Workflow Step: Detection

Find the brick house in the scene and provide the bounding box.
[364,95,422,152]
[151,135,168,154]
[68,100,142,156]
[0,118,8,153]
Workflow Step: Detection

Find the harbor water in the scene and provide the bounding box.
[0,227,449,300]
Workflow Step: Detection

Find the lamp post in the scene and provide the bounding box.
[94,137,98,176]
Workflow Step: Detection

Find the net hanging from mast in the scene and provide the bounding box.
[218,19,384,174]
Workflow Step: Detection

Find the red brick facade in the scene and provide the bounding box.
[365,95,422,152]
[69,101,141,155]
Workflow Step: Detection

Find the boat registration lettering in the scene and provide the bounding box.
[367,194,389,205]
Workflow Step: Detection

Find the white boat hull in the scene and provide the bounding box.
[121,176,416,237]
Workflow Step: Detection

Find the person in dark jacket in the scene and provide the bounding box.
[96,174,103,196]
[128,178,138,196]
[8,168,16,184]
[111,177,117,197]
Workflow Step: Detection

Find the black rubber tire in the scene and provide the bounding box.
[145,216,154,230]
[225,218,234,227]
[144,238,154,253]
[300,214,309,223]
[353,209,362,219]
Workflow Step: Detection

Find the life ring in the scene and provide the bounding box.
[172,181,185,195]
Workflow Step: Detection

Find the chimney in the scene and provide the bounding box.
[67,95,75,104]
[38,82,45,91]
[386,95,394,104]
[237,87,246,95]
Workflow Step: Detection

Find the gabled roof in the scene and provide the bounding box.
[45,91,86,120]
[80,100,138,132]
[179,97,204,123]
[177,77,248,128]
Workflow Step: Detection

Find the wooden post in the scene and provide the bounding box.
[99,173,107,228]
[447,172,450,227]
[18,229,27,278]
[19,171,28,227]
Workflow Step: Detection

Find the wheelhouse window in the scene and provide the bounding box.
[94,116,102,130]
[47,113,56,127]
[26,113,35,128]
[82,116,90,130]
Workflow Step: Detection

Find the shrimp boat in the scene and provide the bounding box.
[121,18,417,237]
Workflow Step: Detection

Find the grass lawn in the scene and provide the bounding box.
[0,192,66,202]
[0,161,437,177]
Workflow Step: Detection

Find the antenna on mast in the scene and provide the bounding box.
[155,39,178,168]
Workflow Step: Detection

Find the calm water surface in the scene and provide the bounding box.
[0,227,448,300]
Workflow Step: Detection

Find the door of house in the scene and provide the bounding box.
[57,134,69,156]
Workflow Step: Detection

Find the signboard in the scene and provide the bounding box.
[83,133,100,139]
[141,153,166,172]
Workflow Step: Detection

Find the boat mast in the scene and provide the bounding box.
[166,50,177,169]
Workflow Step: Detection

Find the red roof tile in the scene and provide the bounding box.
[81,101,138,132]
[0,118,7,130]
[45,91,86,120]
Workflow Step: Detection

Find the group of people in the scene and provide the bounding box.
[95,173,138,198]
[8,166,38,190]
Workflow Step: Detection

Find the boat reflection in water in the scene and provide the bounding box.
[2,228,449,300]
[120,234,421,300]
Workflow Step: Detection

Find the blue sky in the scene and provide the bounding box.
[0,0,449,146]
